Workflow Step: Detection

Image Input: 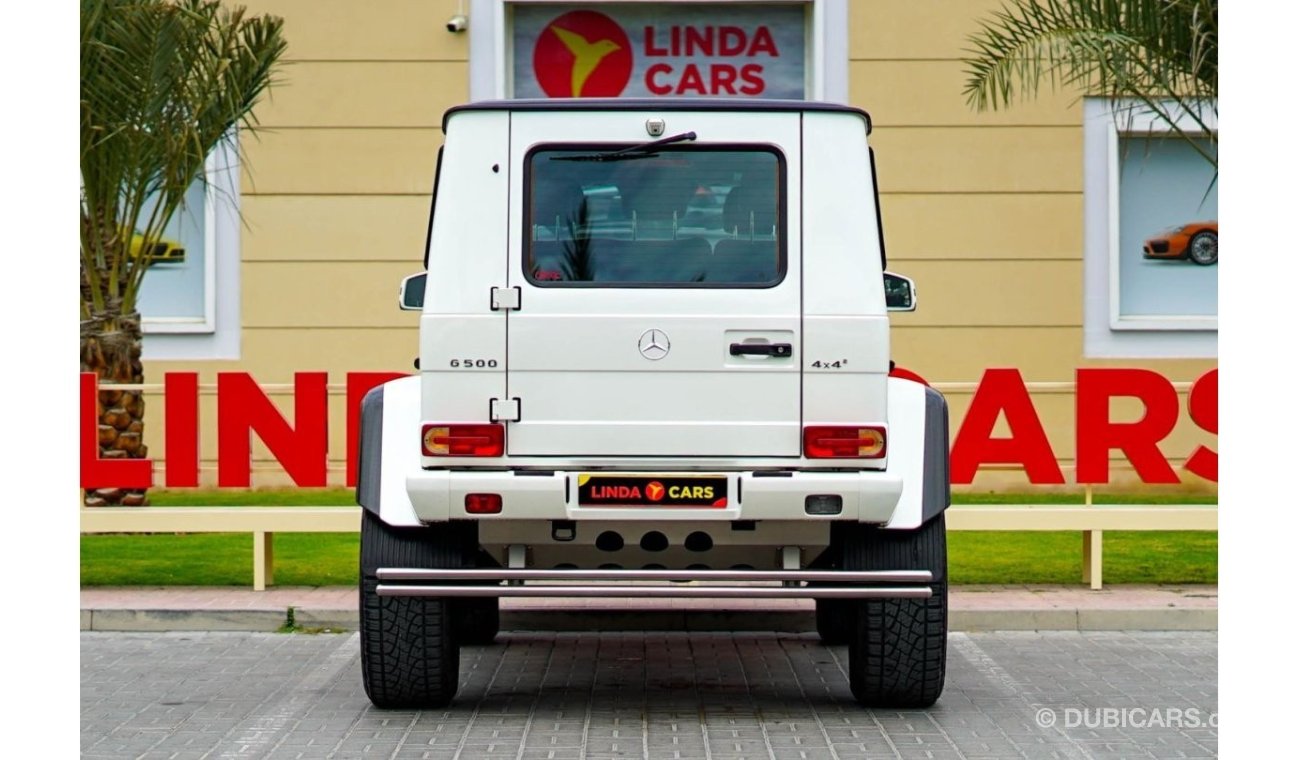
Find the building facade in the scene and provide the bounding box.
[137,0,1218,491]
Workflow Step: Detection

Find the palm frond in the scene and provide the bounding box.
[963,0,1216,167]
[81,0,287,318]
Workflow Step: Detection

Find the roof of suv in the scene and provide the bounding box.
[443,98,871,133]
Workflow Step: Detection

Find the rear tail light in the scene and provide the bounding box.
[803,426,886,459]
[422,423,504,457]
[465,493,502,514]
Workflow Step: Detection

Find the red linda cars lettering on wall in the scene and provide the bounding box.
[79,368,1218,489]
[948,368,1218,485]
[80,371,403,490]
[643,25,779,96]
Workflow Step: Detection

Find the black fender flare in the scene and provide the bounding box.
[921,385,951,523]
[356,385,385,516]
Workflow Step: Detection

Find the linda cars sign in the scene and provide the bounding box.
[512,4,807,98]
[80,368,1218,490]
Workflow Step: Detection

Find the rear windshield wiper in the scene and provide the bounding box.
[550,131,698,162]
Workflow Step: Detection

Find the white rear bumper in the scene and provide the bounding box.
[406,468,903,523]
[369,376,935,528]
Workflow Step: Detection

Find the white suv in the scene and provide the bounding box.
[356,99,951,709]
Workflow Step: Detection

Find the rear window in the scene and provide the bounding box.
[524,145,785,287]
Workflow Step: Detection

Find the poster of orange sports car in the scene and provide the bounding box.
[1116,135,1217,323]
[1142,221,1218,266]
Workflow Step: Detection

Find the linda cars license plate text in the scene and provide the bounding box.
[577,474,729,507]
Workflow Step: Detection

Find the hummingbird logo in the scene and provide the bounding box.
[549,26,622,97]
[533,10,633,98]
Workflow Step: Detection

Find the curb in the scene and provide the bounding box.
[84,609,289,632]
[81,607,1217,633]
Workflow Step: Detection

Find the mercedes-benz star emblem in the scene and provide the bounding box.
[638,329,670,360]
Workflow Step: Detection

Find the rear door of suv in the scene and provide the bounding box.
[504,109,802,458]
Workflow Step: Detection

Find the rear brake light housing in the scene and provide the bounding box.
[422,423,504,457]
[803,426,886,459]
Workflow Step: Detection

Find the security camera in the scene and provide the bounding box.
[446,14,467,33]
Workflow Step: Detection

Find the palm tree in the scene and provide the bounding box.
[81,0,286,505]
[963,0,1216,168]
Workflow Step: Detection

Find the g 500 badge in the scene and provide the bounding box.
[577,474,728,507]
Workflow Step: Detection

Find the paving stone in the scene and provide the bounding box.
[82,630,1217,758]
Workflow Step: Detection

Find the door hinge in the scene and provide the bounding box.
[490,397,521,422]
[491,286,521,311]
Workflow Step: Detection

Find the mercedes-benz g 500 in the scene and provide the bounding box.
[357,99,950,709]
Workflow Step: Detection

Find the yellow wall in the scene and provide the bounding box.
[138,0,1216,492]
[144,0,464,485]
[850,0,1216,490]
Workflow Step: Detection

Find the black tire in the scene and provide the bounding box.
[843,513,947,708]
[816,599,855,645]
[454,597,500,645]
[1188,230,1217,265]
[359,509,465,708]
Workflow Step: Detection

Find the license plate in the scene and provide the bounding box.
[577,474,729,507]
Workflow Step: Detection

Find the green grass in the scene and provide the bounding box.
[145,488,357,506]
[83,488,1217,586]
[82,533,359,586]
[79,531,1217,586]
[949,531,1216,584]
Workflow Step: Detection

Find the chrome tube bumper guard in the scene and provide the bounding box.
[376,568,933,599]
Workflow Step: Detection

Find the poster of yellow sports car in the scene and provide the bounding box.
[134,177,209,323]
[129,229,186,265]
[1115,135,1217,327]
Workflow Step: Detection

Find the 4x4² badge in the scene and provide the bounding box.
[533,10,633,97]
[638,329,670,360]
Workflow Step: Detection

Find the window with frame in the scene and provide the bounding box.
[137,142,241,360]
[1083,99,1218,358]
[136,169,214,332]
[525,146,785,287]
